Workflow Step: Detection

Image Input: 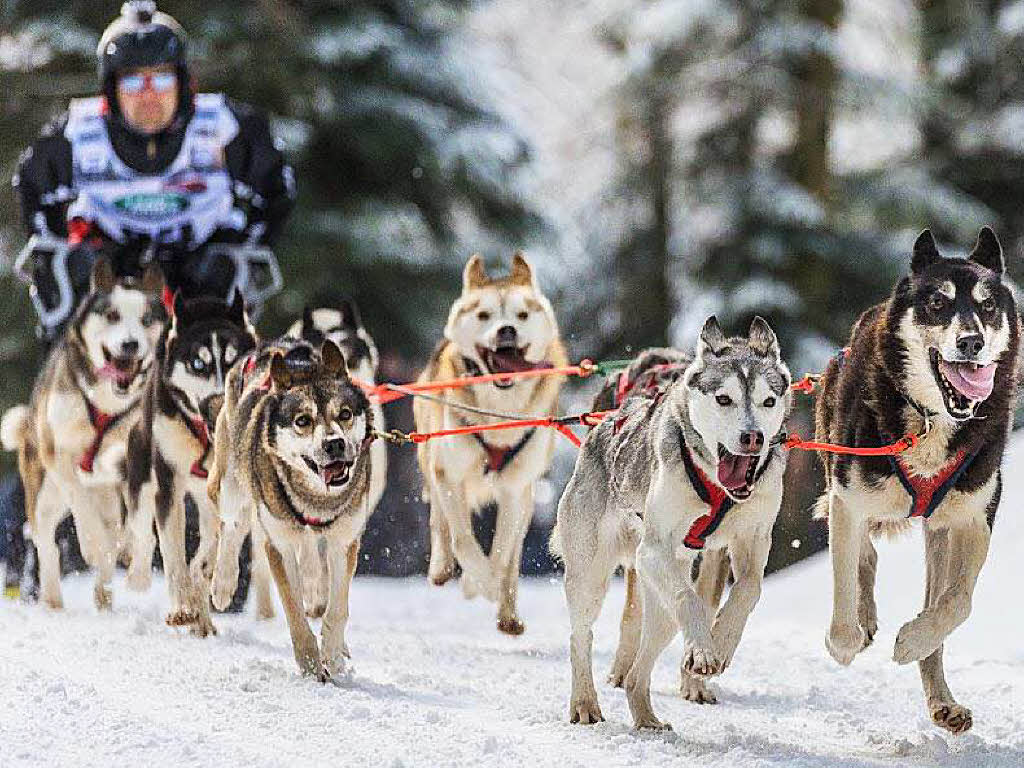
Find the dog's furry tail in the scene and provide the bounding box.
[812,492,830,521]
[1,405,29,452]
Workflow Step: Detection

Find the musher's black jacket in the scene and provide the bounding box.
[13,97,294,247]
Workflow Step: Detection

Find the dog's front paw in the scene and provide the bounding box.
[826,620,865,666]
[569,696,604,725]
[683,647,723,678]
[166,607,199,627]
[633,714,673,731]
[321,652,352,681]
[930,701,973,734]
[680,673,718,704]
[126,563,152,592]
[93,584,112,611]
[42,593,64,611]
[461,571,498,602]
[497,614,525,636]
[893,617,943,665]
[427,550,455,586]
[210,570,237,612]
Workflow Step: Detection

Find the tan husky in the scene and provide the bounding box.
[414,252,567,635]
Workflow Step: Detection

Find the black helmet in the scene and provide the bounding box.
[97,2,191,125]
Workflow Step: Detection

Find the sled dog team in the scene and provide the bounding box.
[1,228,1017,735]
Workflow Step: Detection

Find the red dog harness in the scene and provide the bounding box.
[79,398,128,473]
[835,344,976,518]
[677,430,775,550]
[183,413,211,479]
[680,445,735,550]
[472,429,536,473]
[889,451,977,519]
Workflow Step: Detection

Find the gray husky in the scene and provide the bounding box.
[816,227,1019,734]
[553,316,791,729]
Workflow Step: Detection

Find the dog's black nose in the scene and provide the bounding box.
[121,339,139,357]
[956,334,984,357]
[739,430,764,452]
[496,325,518,346]
[323,437,347,460]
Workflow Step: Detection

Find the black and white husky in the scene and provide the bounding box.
[816,228,1019,734]
[553,317,791,729]
[123,292,256,636]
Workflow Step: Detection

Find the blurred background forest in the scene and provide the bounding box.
[3,0,1024,577]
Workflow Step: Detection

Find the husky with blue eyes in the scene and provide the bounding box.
[208,339,375,680]
[122,291,256,637]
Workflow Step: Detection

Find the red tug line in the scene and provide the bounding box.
[352,354,923,458]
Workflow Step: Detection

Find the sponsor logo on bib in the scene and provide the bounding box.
[113,193,189,218]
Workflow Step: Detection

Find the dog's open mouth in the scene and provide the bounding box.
[717,444,760,501]
[99,347,142,393]
[929,349,995,418]
[304,457,352,488]
[475,345,552,388]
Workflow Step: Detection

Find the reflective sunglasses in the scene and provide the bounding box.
[118,71,178,95]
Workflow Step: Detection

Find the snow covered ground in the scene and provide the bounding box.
[3,435,1024,768]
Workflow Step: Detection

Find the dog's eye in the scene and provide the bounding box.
[106,309,121,324]
[715,394,733,406]
[294,414,313,429]
[929,294,947,312]
[142,311,155,326]
[517,311,529,322]
[191,358,205,372]
[477,311,491,322]
[338,407,353,423]
[763,397,776,408]
[981,297,996,313]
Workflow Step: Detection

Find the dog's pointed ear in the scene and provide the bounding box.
[510,251,534,287]
[697,315,729,357]
[911,229,941,274]
[321,340,348,379]
[90,256,116,294]
[969,226,1004,275]
[170,291,188,330]
[270,352,293,391]
[301,305,314,335]
[228,290,246,323]
[463,254,488,292]
[748,316,780,359]
[141,264,165,294]
[339,298,362,330]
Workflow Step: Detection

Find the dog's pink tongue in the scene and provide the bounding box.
[98,362,133,386]
[939,360,996,401]
[717,453,753,491]
[491,351,552,373]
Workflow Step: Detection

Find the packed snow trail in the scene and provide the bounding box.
[3,440,1024,767]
